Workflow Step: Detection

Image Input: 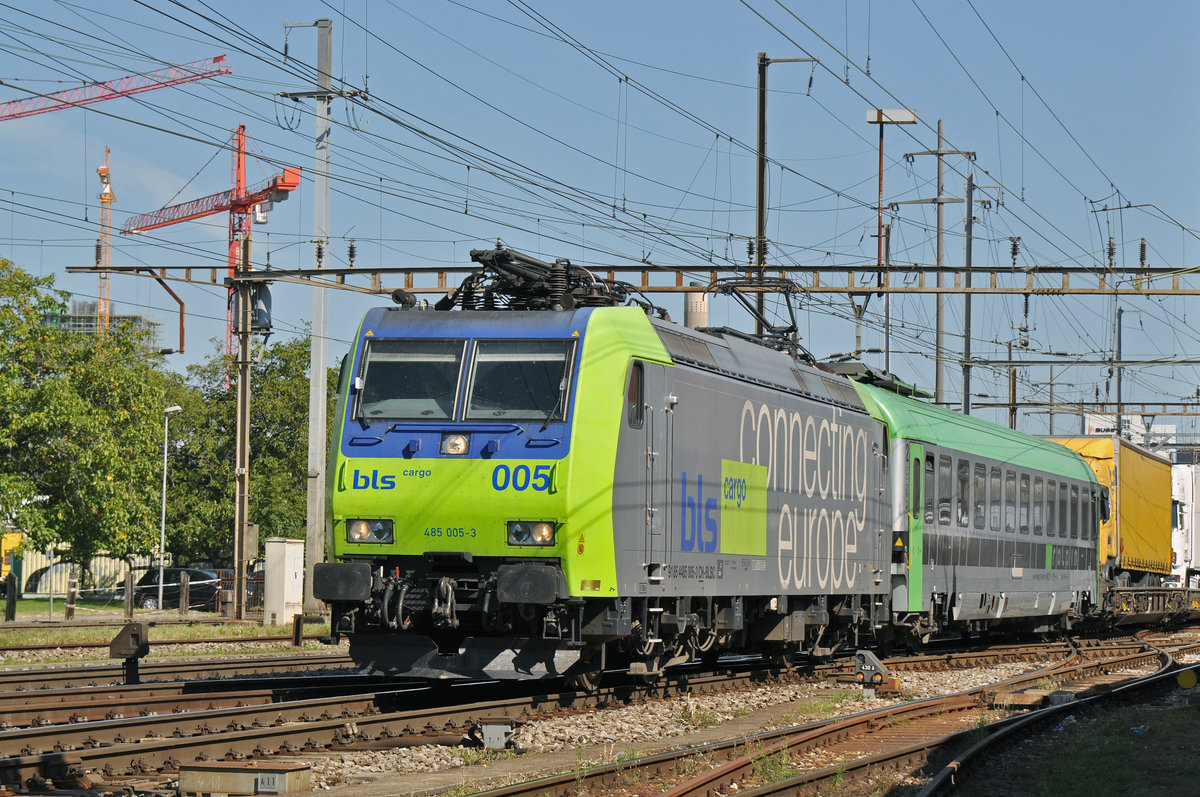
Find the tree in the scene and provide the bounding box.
[0,260,173,567]
[166,331,337,566]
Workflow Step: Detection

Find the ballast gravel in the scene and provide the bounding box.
[305,662,1039,792]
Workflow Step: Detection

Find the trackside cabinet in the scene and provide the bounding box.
[264,538,305,625]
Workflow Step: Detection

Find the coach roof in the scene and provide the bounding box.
[852,380,1096,482]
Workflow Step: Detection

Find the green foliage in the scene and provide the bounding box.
[0,261,170,563]
[167,331,337,566]
[0,260,338,571]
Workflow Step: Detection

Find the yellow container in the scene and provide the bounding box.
[1047,436,1172,576]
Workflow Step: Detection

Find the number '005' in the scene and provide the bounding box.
[492,464,552,492]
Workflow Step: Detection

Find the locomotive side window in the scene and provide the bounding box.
[1058,482,1069,538]
[1046,480,1058,536]
[1070,485,1080,539]
[924,455,936,525]
[938,455,952,526]
[1032,477,1044,535]
[1004,470,1016,533]
[989,467,1002,531]
[358,338,465,421]
[956,460,970,528]
[1018,474,1030,534]
[465,339,575,421]
[626,362,644,429]
[973,464,986,529]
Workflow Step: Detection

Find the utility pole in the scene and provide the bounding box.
[962,173,975,414]
[900,120,972,405]
[1116,305,1124,438]
[754,52,816,336]
[283,18,356,615]
[883,222,891,373]
[233,237,252,619]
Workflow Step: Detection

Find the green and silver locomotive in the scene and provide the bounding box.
[315,245,1105,682]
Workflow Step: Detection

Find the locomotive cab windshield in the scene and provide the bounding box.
[356,336,577,423]
[358,338,465,421]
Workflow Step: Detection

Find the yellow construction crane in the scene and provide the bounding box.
[95,147,114,331]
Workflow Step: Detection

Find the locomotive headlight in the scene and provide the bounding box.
[346,519,394,544]
[507,520,556,546]
[441,433,470,456]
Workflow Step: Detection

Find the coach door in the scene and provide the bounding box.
[904,443,926,612]
[638,363,670,582]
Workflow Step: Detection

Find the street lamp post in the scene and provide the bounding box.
[159,405,182,609]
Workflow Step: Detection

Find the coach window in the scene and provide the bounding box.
[924,455,936,525]
[938,455,953,526]
[973,464,986,529]
[1058,482,1069,538]
[1051,484,1061,539]
[1018,474,1031,534]
[989,467,1002,531]
[1070,485,1080,539]
[1005,470,1017,533]
[956,460,970,528]
[1082,488,1093,541]
[626,362,644,429]
[1033,478,1044,535]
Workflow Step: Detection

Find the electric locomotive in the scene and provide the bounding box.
[314,244,1109,681]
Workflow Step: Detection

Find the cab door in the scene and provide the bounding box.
[639,363,670,582]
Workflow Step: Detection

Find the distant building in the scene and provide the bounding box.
[1083,412,1177,459]
[42,299,161,349]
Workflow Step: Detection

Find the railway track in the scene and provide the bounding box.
[0,635,1192,794]
[470,635,1200,797]
[0,651,356,690]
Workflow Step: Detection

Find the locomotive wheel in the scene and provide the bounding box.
[567,668,603,692]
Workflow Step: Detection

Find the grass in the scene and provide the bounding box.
[995,705,1200,796]
[751,745,802,783]
[0,599,330,657]
[780,690,856,723]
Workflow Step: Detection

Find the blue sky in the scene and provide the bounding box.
[1,1,1197,435]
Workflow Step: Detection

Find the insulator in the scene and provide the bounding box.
[1140,238,1147,267]
[1107,236,1115,266]
[1010,237,1019,266]
[550,260,568,305]
[460,283,475,311]
[760,241,769,263]
[315,241,324,267]
[347,239,356,266]
[482,291,496,310]
[94,240,102,266]
[747,239,755,264]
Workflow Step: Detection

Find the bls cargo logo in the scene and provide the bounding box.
[679,472,718,553]
[349,468,431,489]
[679,460,768,555]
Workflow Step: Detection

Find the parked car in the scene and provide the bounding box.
[131,567,222,611]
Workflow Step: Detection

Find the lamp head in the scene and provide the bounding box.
[165,405,182,415]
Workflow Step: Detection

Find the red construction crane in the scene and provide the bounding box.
[96,148,115,331]
[0,56,231,121]
[123,125,300,352]
[1,55,232,333]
